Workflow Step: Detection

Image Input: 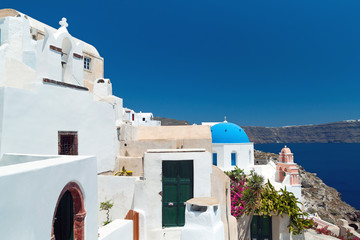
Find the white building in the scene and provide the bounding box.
[0,9,233,240]
[122,108,161,126]
[0,9,152,240]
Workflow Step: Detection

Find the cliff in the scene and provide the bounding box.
[255,150,360,225]
[242,120,360,143]
[155,118,360,143]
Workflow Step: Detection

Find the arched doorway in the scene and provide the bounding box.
[52,182,86,240]
[54,191,74,239]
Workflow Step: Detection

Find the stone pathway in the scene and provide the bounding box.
[304,229,339,240]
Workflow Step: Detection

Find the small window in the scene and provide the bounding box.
[84,57,91,70]
[142,118,145,121]
[231,152,236,166]
[132,114,135,121]
[97,79,105,83]
[213,153,217,166]
[58,131,78,155]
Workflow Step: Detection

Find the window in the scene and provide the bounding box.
[132,114,135,121]
[142,118,145,121]
[84,57,91,70]
[213,153,217,166]
[231,152,236,166]
[58,131,78,155]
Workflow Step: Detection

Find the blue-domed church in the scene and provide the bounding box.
[207,120,254,171]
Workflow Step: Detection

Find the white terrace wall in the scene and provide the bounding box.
[97,175,138,227]
[0,155,98,240]
[0,85,117,173]
[98,219,133,240]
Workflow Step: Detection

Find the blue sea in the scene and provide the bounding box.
[255,143,360,210]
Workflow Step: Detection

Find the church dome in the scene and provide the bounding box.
[281,146,292,154]
[211,122,249,143]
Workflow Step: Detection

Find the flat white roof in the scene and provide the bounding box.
[147,148,206,153]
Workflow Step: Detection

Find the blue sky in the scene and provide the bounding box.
[4,0,360,126]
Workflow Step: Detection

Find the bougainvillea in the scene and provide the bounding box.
[225,167,247,218]
[230,179,246,218]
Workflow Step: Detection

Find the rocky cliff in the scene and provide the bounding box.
[255,150,360,225]
[242,120,360,143]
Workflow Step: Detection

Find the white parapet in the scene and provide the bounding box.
[98,219,133,240]
[181,197,224,240]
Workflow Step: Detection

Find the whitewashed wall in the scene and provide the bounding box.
[0,16,38,89]
[34,18,84,86]
[97,175,137,227]
[141,150,212,240]
[0,85,117,173]
[212,143,254,171]
[0,155,98,240]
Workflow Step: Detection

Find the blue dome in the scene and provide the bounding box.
[211,122,249,143]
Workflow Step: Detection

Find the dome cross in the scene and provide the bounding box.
[59,17,68,28]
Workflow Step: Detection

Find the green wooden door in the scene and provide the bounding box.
[162,160,193,227]
[251,215,272,240]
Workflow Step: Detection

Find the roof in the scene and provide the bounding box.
[211,122,249,143]
[281,146,292,154]
[0,9,101,58]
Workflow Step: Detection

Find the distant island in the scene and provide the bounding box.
[155,118,360,143]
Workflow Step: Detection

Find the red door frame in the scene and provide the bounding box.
[51,182,86,240]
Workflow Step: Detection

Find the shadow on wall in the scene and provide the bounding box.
[237,214,250,240]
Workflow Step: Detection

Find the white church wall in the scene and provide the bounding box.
[0,15,87,89]
[97,175,137,227]
[36,24,84,86]
[0,155,98,240]
[0,85,117,173]
[212,144,225,168]
[213,143,254,172]
[142,149,212,240]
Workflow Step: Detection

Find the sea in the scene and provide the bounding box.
[254,143,360,210]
